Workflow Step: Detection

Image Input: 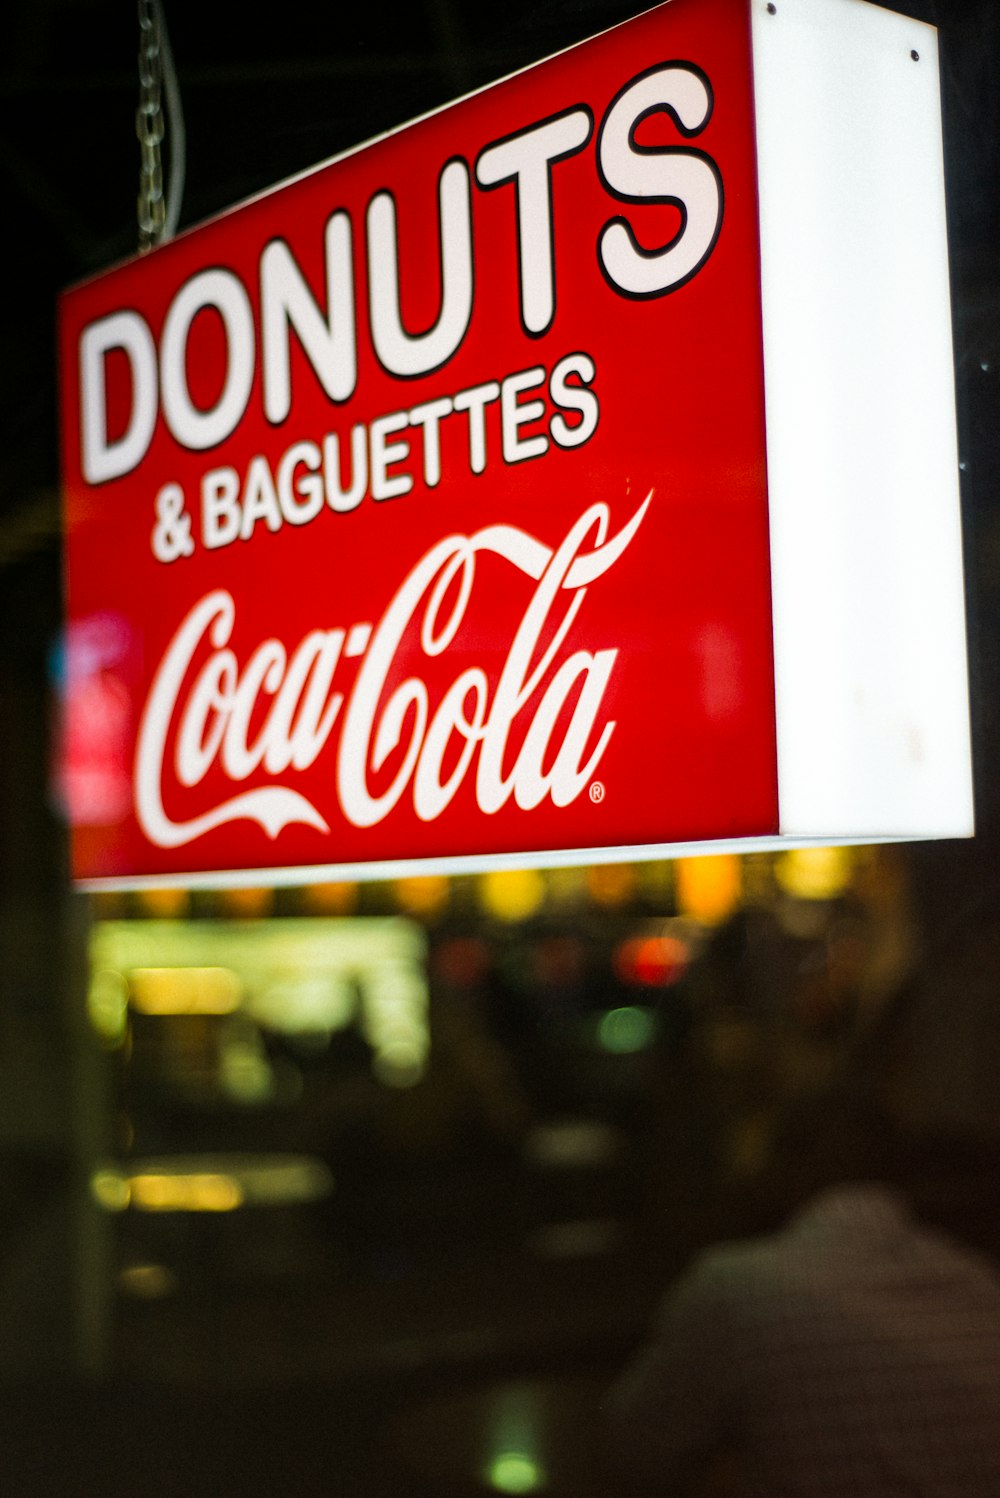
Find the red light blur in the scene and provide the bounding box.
[613,935,689,988]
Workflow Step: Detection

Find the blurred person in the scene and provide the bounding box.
[604,1091,1000,1496]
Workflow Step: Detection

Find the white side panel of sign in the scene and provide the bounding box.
[751,0,973,839]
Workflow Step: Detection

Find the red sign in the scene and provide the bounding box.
[58,0,793,884]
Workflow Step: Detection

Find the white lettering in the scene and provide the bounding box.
[77,58,724,477]
[368,159,474,377]
[176,651,235,787]
[239,454,283,540]
[135,499,650,849]
[453,380,500,475]
[501,366,548,463]
[260,212,357,422]
[80,311,158,484]
[476,108,592,336]
[323,427,368,512]
[135,592,330,847]
[160,269,256,449]
[549,352,599,449]
[262,631,346,773]
[408,396,454,488]
[597,65,723,297]
[201,467,242,549]
[188,352,599,554]
[370,410,413,501]
[276,440,324,526]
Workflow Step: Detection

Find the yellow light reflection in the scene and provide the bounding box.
[586,862,636,908]
[137,886,190,919]
[301,881,359,915]
[674,855,742,926]
[219,886,274,918]
[391,875,450,917]
[487,1453,545,1495]
[775,846,854,901]
[129,967,242,1015]
[129,1172,244,1212]
[479,869,546,923]
[94,1158,332,1212]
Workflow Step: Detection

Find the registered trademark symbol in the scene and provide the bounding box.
[589,781,605,804]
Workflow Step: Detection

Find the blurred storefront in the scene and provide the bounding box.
[61,842,960,1383]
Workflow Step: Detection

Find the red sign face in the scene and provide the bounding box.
[59,0,778,885]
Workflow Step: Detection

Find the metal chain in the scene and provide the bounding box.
[137,0,166,252]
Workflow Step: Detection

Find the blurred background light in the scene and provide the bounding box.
[128,1172,245,1213]
[372,1039,426,1089]
[90,1168,131,1212]
[218,887,274,919]
[674,854,742,925]
[391,875,450,917]
[117,1263,179,1300]
[87,967,129,1045]
[432,936,491,989]
[248,974,356,1035]
[486,1452,545,1494]
[612,935,688,988]
[775,845,855,901]
[128,966,242,1016]
[479,869,546,922]
[136,887,190,919]
[218,1020,275,1103]
[585,862,637,908]
[103,1156,334,1209]
[301,881,359,915]
[597,1005,656,1054]
[545,865,588,907]
[523,1120,622,1169]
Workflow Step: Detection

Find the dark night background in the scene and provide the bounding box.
[1,2,999,1494]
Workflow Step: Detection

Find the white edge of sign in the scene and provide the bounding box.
[751,0,974,840]
[75,833,932,893]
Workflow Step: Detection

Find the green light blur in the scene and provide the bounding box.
[87,968,129,1046]
[90,1167,130,1212]
[598,1005,655,1054]
[486,1452,544,1494]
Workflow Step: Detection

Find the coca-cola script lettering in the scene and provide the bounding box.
[135,498,651,849]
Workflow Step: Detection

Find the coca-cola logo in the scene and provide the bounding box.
[135,497,650,849]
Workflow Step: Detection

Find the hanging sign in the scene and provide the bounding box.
[59,0,972,888]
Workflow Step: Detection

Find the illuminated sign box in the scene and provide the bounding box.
[59,0,972,889]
